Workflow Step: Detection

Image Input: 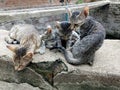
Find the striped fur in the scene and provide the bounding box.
[6,24,41,71]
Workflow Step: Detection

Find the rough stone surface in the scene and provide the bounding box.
[54,42,120,89]
[90,2,120,39]
[0,14,65,32]
[54,39,120,89]
[110,0,120,2]
[0,55,55,90]
[0,81,40,90]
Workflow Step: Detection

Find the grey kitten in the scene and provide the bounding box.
[60,6,106,65]
[55,21,80,49]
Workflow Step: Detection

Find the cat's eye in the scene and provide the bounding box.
[56,25,60,30]
[74,24,79,27]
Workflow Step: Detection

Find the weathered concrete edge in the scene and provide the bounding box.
[54,70,120,87]
[110,1,120,4]
[0,1,110,23]
[0,56,56,90]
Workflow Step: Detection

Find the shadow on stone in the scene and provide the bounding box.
[28,58,68,85]
[0,55,68,90]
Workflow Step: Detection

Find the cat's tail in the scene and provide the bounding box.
[59,47,82,65]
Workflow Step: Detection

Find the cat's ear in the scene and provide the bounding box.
[55,21,61,29]
[66,7,72,17]
[6,45,17,53]
[47,25,52,34]
[83,6,89,17]
[78,6,89,19]
[47,29,52,34]
[23,52,33,59]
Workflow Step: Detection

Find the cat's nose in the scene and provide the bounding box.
[17,65,24,71]
[14,66,18,71]
[14,65,24,71]
[17,68,23,71]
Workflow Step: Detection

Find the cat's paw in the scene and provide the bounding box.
[4,37,13,44]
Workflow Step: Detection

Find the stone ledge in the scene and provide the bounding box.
[54,39,120,89]
[0,30,120,89]
[0,1,110,22]
[110,2,120,4]
[0,55,55,90]
[53,40,120,89]
[0,81,40,90]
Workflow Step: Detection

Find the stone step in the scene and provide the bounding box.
[0,0,110,22]
[0,81,40,90]
[0,30,120,89]
[53,39,120,90]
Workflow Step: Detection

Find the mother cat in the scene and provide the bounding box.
[60,6,106,65]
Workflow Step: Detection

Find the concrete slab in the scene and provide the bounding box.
[0,81,40,90]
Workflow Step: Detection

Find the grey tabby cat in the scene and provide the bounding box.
[41,25,57,49]
[55,21,80,49]
[60,6,106,65]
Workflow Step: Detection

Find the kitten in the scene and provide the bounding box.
[5,24,41,71]
[60,6,106,65]
[55,21,80,49]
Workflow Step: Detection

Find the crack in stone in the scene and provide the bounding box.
[0,55,68,90]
